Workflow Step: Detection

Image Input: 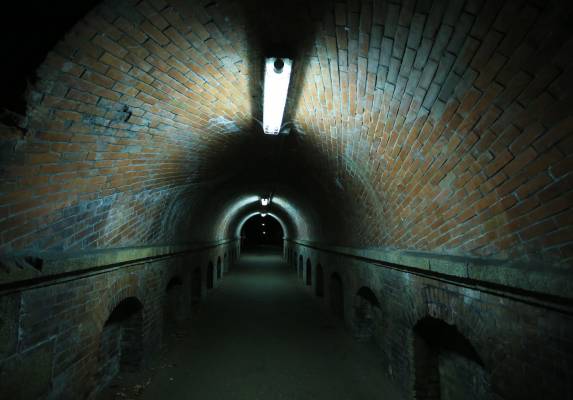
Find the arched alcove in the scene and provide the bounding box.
[164,276,184,330]
[306,258,312,286]
[191,267,202,305]
[217,256,222,279]
[207,262,214,290]
[413,317,491,400]
[315,264,324,297]
[298,255,303,279]
[352,287,380,342]
[330,273,344,319]
[97,297,143,392]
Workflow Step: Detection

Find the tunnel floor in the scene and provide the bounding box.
[101,249,404,400]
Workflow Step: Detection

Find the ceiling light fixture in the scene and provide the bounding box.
[261,197,269,206]
[263,57,292,135]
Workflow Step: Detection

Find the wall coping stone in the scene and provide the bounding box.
[0,239,238,291]
[288,239,573,303]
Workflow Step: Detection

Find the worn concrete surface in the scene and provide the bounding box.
[138,249,404,400]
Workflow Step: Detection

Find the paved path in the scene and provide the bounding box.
[141,251,404,400]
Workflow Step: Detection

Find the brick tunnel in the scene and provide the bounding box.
[0,0,572,399]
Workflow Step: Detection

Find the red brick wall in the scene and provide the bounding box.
[0,0,571,269]
[292,0,573,266]
[0,0,253,252]
[2,4,568,398]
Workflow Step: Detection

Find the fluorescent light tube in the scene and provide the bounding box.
[263,57,292,135]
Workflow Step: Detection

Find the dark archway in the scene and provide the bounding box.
[315,264,324,297]
[413,317,491,400]
[298,255,303,279]
[306,258,312,286]
[97,297,143,392]
[352,287,380,342]
[207,261,214,290]
[240,214,283,252]
[217,256,222,279]
[164,276,184,327]
[191,267,201,305]
[330,273,344,319]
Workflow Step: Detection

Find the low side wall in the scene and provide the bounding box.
[0,239,241,400]
[286,240,573,400]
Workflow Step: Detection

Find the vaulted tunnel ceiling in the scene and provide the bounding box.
[0,0,572,269]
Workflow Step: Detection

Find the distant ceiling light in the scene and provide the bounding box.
[261,197,269,206]
[263,57,292,135]
[263,231,266,235]
[262,223,265,226]
[260,213,267,217]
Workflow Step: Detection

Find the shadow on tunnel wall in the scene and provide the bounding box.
[0,0,101,125]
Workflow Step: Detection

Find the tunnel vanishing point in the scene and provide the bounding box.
[0,0,572,399]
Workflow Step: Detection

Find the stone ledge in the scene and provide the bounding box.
[289,240,573,301]
[0,239,238,289]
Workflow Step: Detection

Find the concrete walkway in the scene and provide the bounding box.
[141,250,404,400]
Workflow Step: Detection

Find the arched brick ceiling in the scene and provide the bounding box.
[0,0,572,268]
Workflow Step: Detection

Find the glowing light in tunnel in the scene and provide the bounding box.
[263,57,292,135]
[260,213,267,217]
[260,197,269,206]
